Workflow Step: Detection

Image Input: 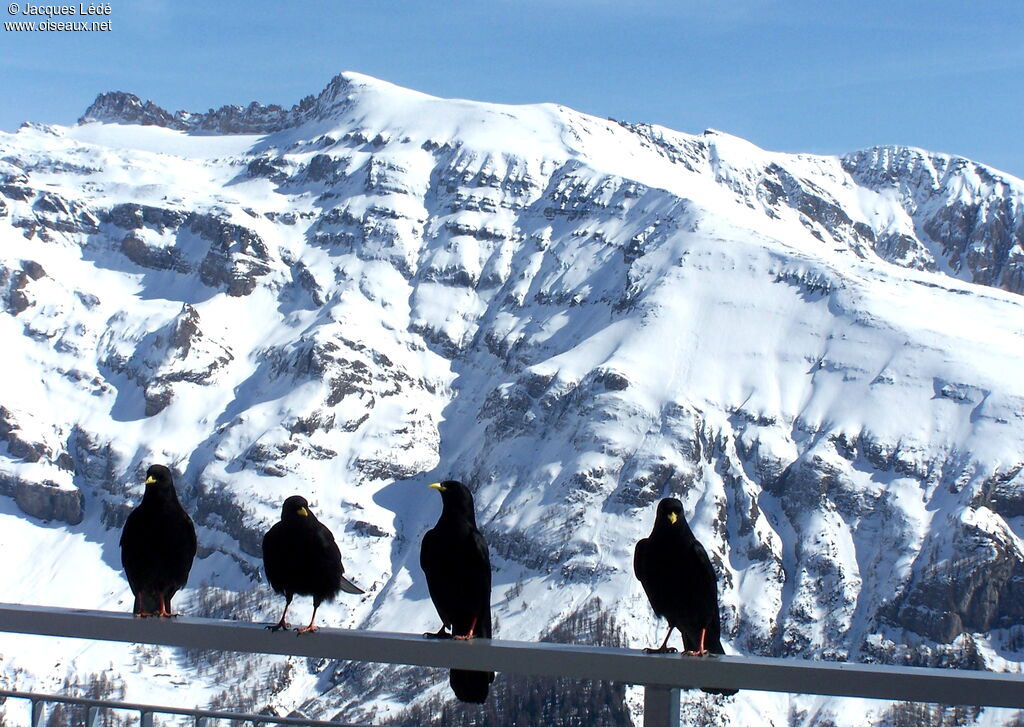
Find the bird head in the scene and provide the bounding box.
[281,495,311,520]
[656,497,685,527]
[145,464,173,486]
[429,480,477,523]
[141,464,180,503]
[145,464,178,490]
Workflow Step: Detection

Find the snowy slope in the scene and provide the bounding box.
[1,71,1024,726]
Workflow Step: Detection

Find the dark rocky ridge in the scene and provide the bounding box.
[78,73,356,135]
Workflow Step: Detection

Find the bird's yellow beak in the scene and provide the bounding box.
[668,512,678,525]
[298,507,309,517]
[145,476,156,485]
[429,482,446,492]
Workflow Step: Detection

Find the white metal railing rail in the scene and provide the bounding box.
[0,689,365,727]
[2,603,1024,726]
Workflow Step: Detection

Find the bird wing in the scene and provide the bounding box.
[690,538,719,601]
[177,511,198,578]
[420,525,452,624]
[688,538,726,652]
[119,510,134,548]
[311,516,344,570]
[186,514,198,556]
[419,526,441,579]
[633,537,649,582]
[262,523,287,593]
[120,507,140,550]
[119,508,146,590]
[308,514,365,596]
[315,515,365,594]
[470,528,492,639]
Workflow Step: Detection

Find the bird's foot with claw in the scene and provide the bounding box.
[643,646,678,654]
[683,649,710,656]
[266,621,289,632]
[295,625,319,635]
[423,627,452,639]
[453,633,476,641]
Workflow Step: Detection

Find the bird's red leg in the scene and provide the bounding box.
[157,594,177,618]
[685,628,709,656]
[644,626,678,654]
[267,602,290,632]
[295,605,319,635]
[134,593,152,618]
[454,616,478,641]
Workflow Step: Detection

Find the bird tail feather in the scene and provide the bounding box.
[449,668,494,703]
[338,574,365,595]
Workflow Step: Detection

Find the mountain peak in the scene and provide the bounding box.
[79,91,182,128]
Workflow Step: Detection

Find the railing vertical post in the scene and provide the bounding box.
[643,685,679,727]
[194,716,210,727]
[87,705,101,727]
[140,709,154,727]
[30,698,45,727]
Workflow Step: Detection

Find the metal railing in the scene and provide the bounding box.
[0,689,364,727]
[2,603,1024,726]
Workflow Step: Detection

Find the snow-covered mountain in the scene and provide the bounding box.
[2,71,1024,726]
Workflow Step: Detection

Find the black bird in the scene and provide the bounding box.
[634,497,737,696]
[420,480,494,703]
[120,464,198,618]
[262,495,364,634]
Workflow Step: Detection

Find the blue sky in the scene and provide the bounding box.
[3,0,1023,178]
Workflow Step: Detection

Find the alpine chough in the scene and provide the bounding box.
[420,480,494,703]
[262,495,364,634]
[120,464,198,618]
[634,497,737,696]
